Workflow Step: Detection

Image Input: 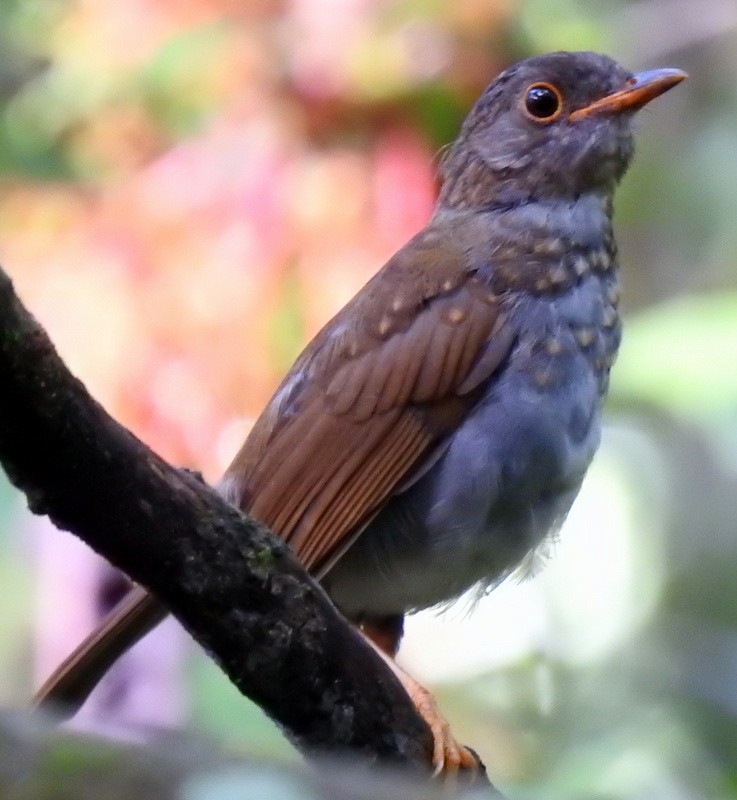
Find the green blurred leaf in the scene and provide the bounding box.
[612,293,737,418]
[139,23,232,135]
[188,655,294,761]
[411,84,466,149]
[516,0,610,53]
[266,268,305,375]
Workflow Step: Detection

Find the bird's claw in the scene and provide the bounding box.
[409,681,480,780]
[360,629,481,781]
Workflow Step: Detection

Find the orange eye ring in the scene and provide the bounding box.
[522,82,564,123]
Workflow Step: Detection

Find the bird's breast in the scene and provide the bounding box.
[325,265,621,617]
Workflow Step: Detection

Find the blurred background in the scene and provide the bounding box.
[0,0,736,797]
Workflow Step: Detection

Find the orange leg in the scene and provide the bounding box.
[359,617,479,777]
[361,614,404,657]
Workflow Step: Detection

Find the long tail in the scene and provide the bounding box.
[33,585,167,720]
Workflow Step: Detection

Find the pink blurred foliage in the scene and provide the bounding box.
[3,72,441,480]
[0,0,510,726]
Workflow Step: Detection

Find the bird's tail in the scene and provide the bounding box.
[33,585,167,720]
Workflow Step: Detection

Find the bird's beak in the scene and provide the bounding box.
[570,68,687,121]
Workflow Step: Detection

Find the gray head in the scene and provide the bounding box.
[439,51,686,209]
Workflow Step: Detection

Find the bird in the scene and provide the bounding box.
[34,51,686,773]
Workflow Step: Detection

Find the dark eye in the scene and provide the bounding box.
[523,83,563,122]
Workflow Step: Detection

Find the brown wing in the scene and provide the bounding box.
[221,227,514,574]
[33,226,514,721]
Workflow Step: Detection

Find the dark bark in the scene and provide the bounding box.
[0,266,492,787]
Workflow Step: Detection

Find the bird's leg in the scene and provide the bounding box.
[361,614,404,657]
[359,615,479,777]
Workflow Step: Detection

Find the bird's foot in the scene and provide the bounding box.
[394,666,480,779]
[362,631,479,778]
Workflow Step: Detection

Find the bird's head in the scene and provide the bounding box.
[439,51,686,209]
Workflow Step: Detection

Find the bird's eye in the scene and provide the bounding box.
[523,83,563,122]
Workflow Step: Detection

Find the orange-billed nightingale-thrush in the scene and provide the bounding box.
[35,51,686,773]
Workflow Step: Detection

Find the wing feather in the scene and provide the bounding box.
[223,227,515,574]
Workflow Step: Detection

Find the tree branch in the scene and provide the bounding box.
[0,265,490,788]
